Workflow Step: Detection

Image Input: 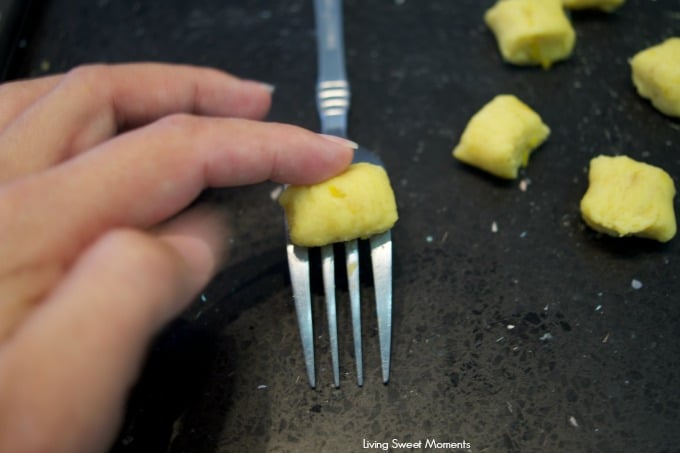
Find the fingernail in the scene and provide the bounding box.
[319,133,359,149]
[259,82,276,94]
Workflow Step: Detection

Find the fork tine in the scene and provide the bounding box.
[370,231,392,384]
[345,239,363,386]
[286,242,315,388]
[321,245,340,387]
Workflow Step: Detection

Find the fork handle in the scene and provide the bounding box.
[314,0,350,137]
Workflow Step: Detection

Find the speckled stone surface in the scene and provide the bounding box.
[6,1,680,451]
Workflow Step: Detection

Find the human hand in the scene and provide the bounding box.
[0,63,354,452]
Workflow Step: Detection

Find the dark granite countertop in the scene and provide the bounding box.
[5,1,680,451]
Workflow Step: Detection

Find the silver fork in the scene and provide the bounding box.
[285,0,393,388]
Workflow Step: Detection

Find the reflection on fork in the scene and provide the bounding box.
[284,0,393,388]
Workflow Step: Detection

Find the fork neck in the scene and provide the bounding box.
[315,0,350,137]
[317,83,349,138]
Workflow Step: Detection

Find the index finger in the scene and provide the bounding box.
[0,116,355,270]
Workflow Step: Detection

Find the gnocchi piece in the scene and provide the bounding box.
[452,95,550,179]
[630,37,680,118]
[580,155,677,242]
[279,163,398,247]
[485,0,576,69]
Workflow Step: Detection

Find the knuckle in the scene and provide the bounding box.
[155,112,199,131]
[61,64,111,91]
[94,228,189,324]
[98,229,176,274]
[153,112,207,140]
[102,229,195,293]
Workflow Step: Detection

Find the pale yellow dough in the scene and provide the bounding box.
[485,0,576,68]
[561,0,624,12]
[630,37,680,118]
[279,163,398,247]
[452,95,550,179]
[580,155,677,242]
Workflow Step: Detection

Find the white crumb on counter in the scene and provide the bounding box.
[519,178,530,192]
[270,186,283,201]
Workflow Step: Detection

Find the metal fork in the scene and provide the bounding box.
[285,0,393,388]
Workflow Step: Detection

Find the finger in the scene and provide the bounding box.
[0,263,63,341]
[0,204,227,343]
[0,117,355,270]
[0,75,62,130]
[0,208,227,452]
[152,203,233,280]
[0,63,273,183]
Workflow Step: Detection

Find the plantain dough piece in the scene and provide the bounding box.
[561,0,625,12]
[279,163,398,247]
[452,95,550,179]
[485,0,576,69]
[630,37,680,118]
[580,155,677,242]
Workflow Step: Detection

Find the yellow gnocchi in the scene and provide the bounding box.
[279,163,398,247]
[580,155,677,242]
[452,95,550,179]
[630,37,680,118]
[485,0,576,69]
